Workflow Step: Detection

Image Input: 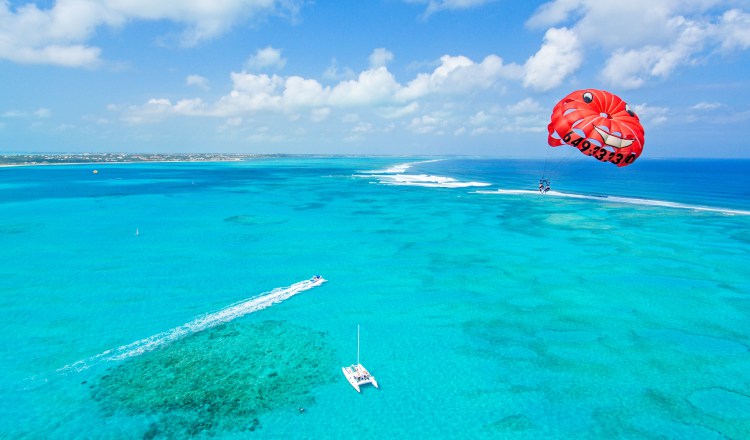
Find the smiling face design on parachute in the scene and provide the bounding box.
[547,89,645,167]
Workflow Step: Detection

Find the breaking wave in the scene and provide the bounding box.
[357,160,491,188]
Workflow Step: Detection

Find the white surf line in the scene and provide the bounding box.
[360,159,443,174]
[356,159,491,188]
[58,276,327,373]
[477,189,750,216]
[372,173,492,188]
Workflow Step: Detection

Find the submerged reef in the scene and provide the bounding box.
[91,320,336,438]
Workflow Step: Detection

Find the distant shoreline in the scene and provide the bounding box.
[1,154,744,167]
[0,153,272,167]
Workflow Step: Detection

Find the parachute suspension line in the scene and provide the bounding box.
[550,146,575,174]
[542,147,552,180]
[541,149,550,182]
[542,145,577,188]
[540,140,553,186]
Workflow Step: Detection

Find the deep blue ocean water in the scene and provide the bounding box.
[1,157,748,439]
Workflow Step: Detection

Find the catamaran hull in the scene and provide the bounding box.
[342,364,377,392]
[342,367,361,392]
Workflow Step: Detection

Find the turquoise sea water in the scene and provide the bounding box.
[1,157,748,439]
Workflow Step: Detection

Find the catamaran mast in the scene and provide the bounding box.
[357,324,360,365]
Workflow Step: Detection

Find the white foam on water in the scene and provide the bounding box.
[357,159,491,188]
[366,163,413,174]
[360,159,441,174]
[375,173,492,188]
[58,277,327,373]
[477,189,750,216]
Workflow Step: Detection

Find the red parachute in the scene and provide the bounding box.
[547,89,645,167]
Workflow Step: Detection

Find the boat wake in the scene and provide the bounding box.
[357,159,491,188]
[477,189,750,216]
[58,276,327,374]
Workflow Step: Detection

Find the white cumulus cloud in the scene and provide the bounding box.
[525,0,750,90]
[601,16,709,89]
[121,51,524,129]
[408,114,445,134]
[523,27,581,92]
[691,102,722,110]
[245,46,287,71]
[310,107,331,122]
[717,9,750,51]
[633,103,669,126]
[329,67,401,106]
[186,75,210,90]
[398,54,522,100]
[369,48,394,68]
[0,1,302,67]
[2,107,52,118]
[600,47,664,90]
[405,0,495,17]
[505,98,544,115]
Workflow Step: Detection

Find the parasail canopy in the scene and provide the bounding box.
[547,89,645,167]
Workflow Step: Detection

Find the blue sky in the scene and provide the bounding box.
[1,0,749,157]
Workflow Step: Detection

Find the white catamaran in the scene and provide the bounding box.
[342,325,378,392]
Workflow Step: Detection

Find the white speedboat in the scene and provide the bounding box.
[342,325,378,392]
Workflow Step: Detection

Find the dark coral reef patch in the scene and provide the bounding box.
[92,320,336,438]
